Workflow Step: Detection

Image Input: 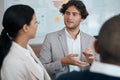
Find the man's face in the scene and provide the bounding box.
[64,6,83,30]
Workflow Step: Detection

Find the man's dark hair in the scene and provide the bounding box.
[60,0,88,19]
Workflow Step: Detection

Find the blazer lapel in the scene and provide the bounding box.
[12,47,41,79]
[27,45,51,80]
[80,31,87,62]
[58,28,68,56]
[10,43,51,80]
[26,62,41,79]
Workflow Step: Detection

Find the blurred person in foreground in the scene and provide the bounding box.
[56,14,120,80]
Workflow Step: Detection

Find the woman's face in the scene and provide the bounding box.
[27,14,38,39]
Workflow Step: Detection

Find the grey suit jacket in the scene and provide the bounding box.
[1,42,51,80]
[39,28,99,79]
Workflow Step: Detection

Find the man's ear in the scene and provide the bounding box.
[94,40,100,54]
[22,24,29,33]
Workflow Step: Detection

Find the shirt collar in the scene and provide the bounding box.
[90,61,120,77]
[65,28,80,40]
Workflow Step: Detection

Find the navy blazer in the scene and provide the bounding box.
[56,70,120,80]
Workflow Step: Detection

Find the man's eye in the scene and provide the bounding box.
[73,13,79,16]
[65,12,70,15]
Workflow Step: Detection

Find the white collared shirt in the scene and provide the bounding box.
[65,29,81,72]
[90,61,120,77]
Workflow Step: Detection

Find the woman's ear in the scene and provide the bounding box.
[22,24,29,33]
[94,40,100,54]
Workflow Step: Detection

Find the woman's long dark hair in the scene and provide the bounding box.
[0,4,34,68]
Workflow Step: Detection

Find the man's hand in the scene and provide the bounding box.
[83,48,95,64]
[61,54,89,67]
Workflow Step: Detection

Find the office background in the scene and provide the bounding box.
[0,0,120,44]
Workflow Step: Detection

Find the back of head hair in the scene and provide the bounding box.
[0,4,34,68]
[98,14,120,63]
[60,0,88,19]
[3,4,34,38]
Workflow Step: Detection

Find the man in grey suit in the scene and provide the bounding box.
[39,0,99,79]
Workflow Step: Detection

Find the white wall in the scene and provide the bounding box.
[0,0,4,33]
[1,0,120,44]
[82,0,120,36]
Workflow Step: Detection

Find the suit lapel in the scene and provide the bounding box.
[26,62,41,79]
[80,31,87,62]
[80,31,84,51]
[27,45,51,80]
[58,29,86,60]
[11,46,41,79]
[58,28,68,56]
[10,42,51,80]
